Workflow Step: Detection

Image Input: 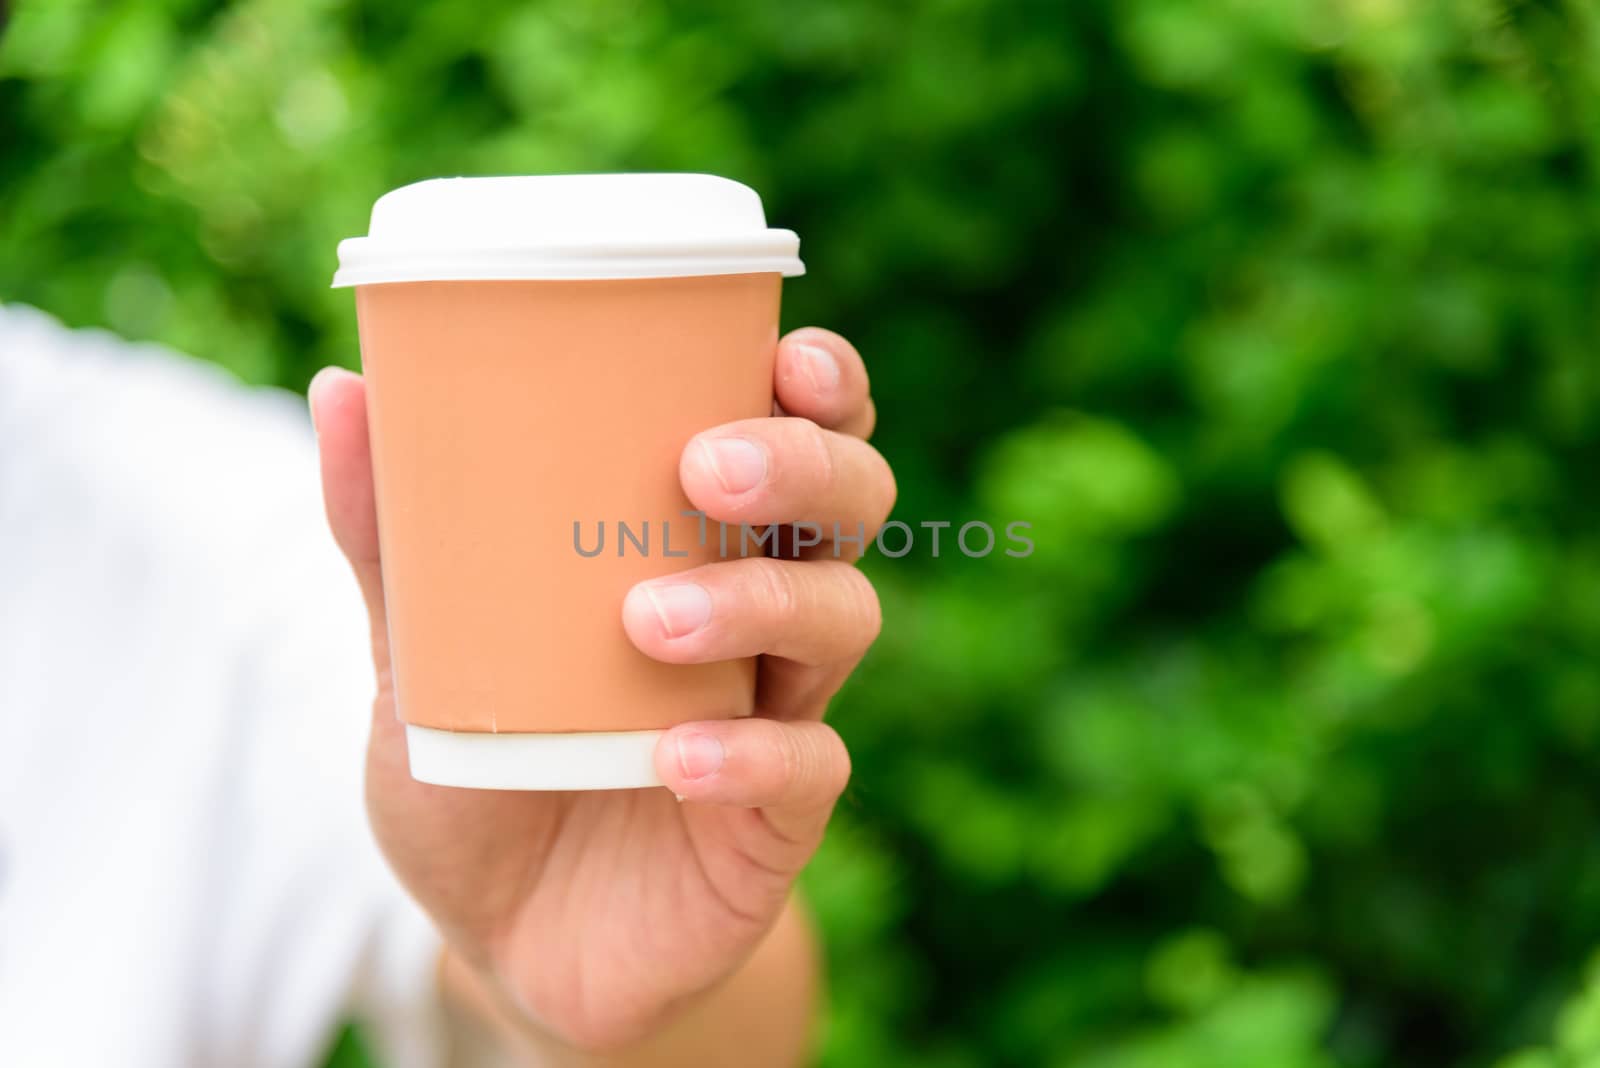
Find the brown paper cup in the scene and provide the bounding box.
[334,176,803,789]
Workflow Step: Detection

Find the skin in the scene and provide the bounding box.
[308,327,895,1065]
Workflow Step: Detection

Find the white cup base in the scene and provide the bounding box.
[404,724,667,791]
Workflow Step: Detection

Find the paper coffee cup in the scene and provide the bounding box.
[333,174,804,790]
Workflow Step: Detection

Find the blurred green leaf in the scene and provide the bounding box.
[7,1,1600,1066]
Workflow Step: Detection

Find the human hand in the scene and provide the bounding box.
[309,327,894,1052]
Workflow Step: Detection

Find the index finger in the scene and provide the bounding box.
[773,327,876,440]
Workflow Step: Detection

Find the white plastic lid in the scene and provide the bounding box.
[332,174,804,286]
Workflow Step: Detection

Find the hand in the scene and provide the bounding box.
[309,327,894,1052]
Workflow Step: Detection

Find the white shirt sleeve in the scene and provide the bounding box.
[189,393,457,1068]
[0,304,528,1068]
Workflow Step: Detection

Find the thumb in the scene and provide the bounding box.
[308,367,389,670]
[656,718,851,848]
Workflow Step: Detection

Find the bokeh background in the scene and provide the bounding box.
[6,1,1600,1066]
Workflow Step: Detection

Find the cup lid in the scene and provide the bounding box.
[332,174,804,287]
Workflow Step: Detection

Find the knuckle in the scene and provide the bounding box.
[869,446,897,528]
[793,418,837,500]
[750,558,800,624]
[773,722,807,789]
[831,564,882,648]
[815,725,852,796]
[762,722,850,807]
[857,397,878,440]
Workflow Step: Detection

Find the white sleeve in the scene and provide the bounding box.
[198,417,456,1068]
[0,306,507,1068]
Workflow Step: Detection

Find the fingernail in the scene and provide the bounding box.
[698,437,767,494]
[797,343,840,394]
[676,733,725,780]
[642,582,713,638]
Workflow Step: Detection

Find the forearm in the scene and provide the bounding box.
[441,896,822,1068]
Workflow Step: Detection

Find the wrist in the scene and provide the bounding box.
[435,896,819,1068]
[439,942,692,1059]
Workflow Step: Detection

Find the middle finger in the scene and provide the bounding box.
[679,416,897,534]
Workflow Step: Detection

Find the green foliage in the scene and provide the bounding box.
[5,1,1600,1065]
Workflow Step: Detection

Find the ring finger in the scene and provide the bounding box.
[622,556,882,669]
